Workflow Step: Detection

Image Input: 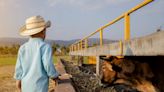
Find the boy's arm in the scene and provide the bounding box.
[42,45,59,79]
[42,45,60,90]
[14,48,23,92]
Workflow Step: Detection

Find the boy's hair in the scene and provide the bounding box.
[30,29,45,38]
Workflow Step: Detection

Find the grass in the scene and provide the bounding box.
[65,56,89,64]
[0,55,91,66]
[0,56,17,66]
[0,55,72,66]
[53,55,71,63]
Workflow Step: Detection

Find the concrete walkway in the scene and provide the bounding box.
[54,60,76,92]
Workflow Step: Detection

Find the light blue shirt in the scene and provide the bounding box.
[14,38,59,92]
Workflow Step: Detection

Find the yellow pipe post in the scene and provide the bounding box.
[77,43,79,51]
[69,46,71,52]
[71,45,72,51]
[81,41,83,50]
[76,44,78,51]
[124,13,130,41]
[79,42,81,50]
[75,44,78,51]
[73,45,75,51]
[74,45,77,51]
[78,43,80,51]
[72,45,74,51]
[119,41,123,55]
[100,29,103,46]
[85,39,88,49]
[80,41,82,50]
[71,46,73,52]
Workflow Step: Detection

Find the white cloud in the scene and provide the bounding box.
[0,0,20,11]
[134,0,164,16]
[0,0,7,10]
[47,0,132,10]
[147,0,164,14]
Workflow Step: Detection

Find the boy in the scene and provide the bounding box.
[14,16,59,92]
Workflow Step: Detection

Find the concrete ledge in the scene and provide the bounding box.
[54,61,75,92]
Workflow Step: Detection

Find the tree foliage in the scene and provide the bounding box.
[0,43,70,56]
[0,44,20,55]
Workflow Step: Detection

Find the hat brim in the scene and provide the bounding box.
[20,27,45,36]
[19,21,51,36]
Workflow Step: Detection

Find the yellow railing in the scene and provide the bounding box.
[70,0,154,52]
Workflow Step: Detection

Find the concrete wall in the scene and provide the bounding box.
[70,31,164,56]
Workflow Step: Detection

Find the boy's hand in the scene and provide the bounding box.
[16,80,21,92]
[52,77,60,90]
[53,78,59,86]
[52,76,61,84]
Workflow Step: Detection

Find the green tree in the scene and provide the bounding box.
[52,43,61,55]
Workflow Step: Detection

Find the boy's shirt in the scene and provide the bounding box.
[14,38,59,92]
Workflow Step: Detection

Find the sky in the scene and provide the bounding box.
[0,0,164,40]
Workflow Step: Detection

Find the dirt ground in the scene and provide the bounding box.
[0,65,55,92]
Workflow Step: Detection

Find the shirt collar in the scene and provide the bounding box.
[29,37,43,42]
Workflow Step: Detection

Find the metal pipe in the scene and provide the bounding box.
[70,0,154,50]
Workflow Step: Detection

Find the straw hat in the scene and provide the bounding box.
[20,15,51,36]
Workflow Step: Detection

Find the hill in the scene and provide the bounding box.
[0,37,116,47]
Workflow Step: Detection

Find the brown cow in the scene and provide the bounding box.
[101,61,116,84]
[101,56,158,92]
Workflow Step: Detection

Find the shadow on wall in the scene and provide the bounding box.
[125,44,133,55]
